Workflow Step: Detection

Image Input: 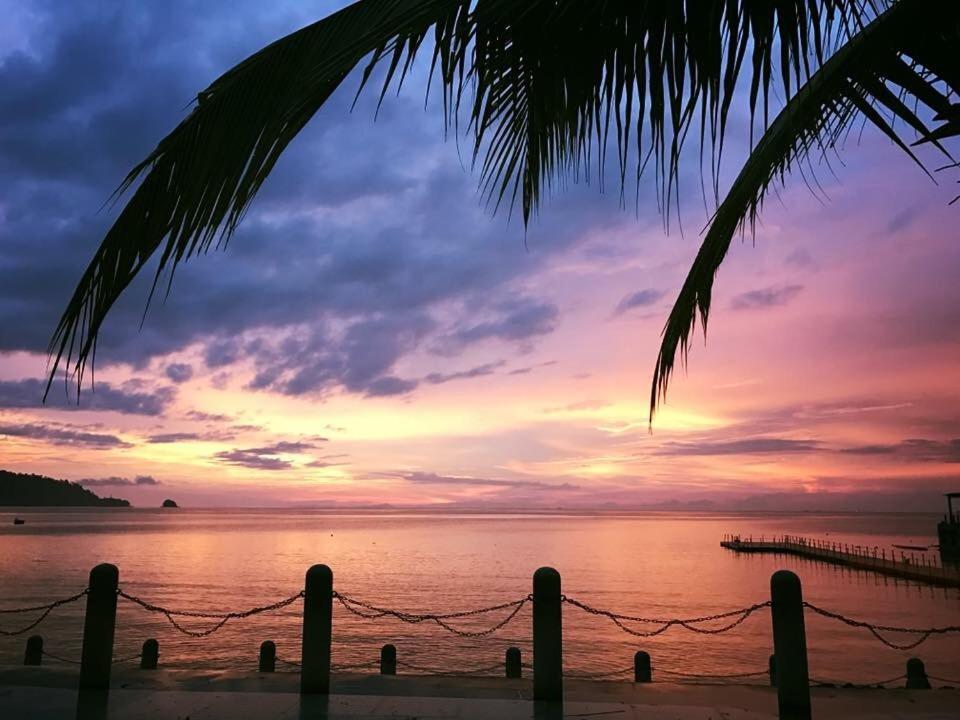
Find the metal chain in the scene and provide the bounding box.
[396,658,504,676]
[332,659,380,671]
[276,656,302,668]
[928,674,960,685]
[0,590,88,636]
[333,593,528,637]
[811,673,906,688]
[117,589,304,638]
[564,666,634,679]
[803,602,960,650]
[656,667,768,680]
[41,649,81,665]
[562,596,770,637]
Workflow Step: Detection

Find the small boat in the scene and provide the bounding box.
[13,518,25,525]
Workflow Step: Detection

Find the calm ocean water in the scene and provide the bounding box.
[1,509,957,683]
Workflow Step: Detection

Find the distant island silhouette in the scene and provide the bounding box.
[0,469,130,507]
[162,498,178,508]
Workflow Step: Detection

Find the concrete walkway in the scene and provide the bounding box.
[1,667,957,719]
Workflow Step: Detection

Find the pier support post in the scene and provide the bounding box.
[140,639,158,670]
[24,635,42,665]
[905,658,931,689]
[634,651,651,683]
[505,647,522,678]
[768,654,777,687]
[533,567,563,703]
[380,644,396,675]
[79,563,119,691]
[770,570,811,720]
[300,564,333,695]
[259,641,276,672]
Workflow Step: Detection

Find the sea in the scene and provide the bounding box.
[1,509,957,685]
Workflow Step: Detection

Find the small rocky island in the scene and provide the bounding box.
[162,498,179,508]
[0,469,130,507]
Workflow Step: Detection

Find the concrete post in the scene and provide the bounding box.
[24,635,42,665]
[905,658,931,689]
[533,567,563,703]
[505,647,522,678]
[259,641,276,672]
[301,564,333,694]
[380,644,396,675]
[768,653,777,687]
[79,563,119,691]
[634,651,651,683]
[770,570,811,720]
[140,639,158,670]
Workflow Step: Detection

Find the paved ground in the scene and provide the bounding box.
[1,667,957,719]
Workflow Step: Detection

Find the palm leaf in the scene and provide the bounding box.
[650,0,960,420]
[50,0,881,396]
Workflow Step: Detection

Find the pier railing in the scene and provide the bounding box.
[721,533,960,589]
[3,564,960,720]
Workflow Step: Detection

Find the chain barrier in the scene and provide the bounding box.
[656,667,768,680]
[41,649,81,665]
[561,596,770,637]
[276,656,302,668]
[810,673,906,688]
[113,652,144,664]
[117,589,304,638]
[803,602,960,650]
[564,665,634,679]
[928,674,960,685]
[396,658,504,676]
[333,592,528,637]
[333,659,380,671]
[0,590,88,636]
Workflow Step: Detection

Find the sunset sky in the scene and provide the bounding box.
[1,1,958,510]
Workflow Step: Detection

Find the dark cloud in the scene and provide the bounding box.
[0,422,130,448]
[0,378,174,415]
[657,438,820,456]
[165,363,193,383]
[80,475,159,487]
[614,289,664,315]
[401,471,579,490]
[730,284,804,310]
[784,249,816,270]
[212,440,319,471]
[423,361,504,385]
[840,438,960,463]
[145,431,236,444]
[439,298,559,353]
[185,410,233,422]
[213,450,292,471]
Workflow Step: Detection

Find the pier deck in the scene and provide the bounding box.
[721,535,960,588]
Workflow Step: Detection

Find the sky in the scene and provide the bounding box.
[1,1,959,510]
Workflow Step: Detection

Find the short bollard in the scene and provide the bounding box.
[380,644,397,675]
[768,653,777,687]
[140,639,159,670]
[505,647,522,679]
[533,566,563,703]
[301,564,333,695]
[633,651,651,683]
[79,563,119,691]
[905,658,931,689]
[770,570,811,720]
[259,641,276,672]
[24,635,42,666]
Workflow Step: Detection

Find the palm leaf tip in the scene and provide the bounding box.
[649,0,960,422]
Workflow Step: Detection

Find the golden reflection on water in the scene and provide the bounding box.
[1,509,957,683]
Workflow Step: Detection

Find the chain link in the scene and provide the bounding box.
[656,667,768,680]
[396,658,504,676]
[802,602,960,650]
[117,589,304,638]
[564,666,634,679]
[928,674,960,685]
[811,673,906,688]
[562,596,770,637]
[0,590,88,636]
[41,649,81,665]
[333,592,528,637]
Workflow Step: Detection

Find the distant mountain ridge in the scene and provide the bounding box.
[0,469,130,507]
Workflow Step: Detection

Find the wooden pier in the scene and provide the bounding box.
[721,535,960,589]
